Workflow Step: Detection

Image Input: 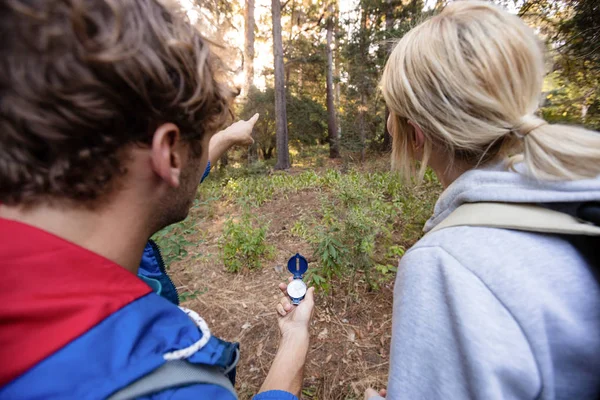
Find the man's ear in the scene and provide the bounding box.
[150,123,183,188]
[408,120,425,150]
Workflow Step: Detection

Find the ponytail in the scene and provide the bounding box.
[511,118,600,180]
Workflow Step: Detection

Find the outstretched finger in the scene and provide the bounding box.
[248,113,260,125]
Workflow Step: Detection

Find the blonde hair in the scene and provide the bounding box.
[380,1,600,181]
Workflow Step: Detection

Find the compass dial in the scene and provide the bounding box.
[287,279,308,299]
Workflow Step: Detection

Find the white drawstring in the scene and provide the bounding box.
[163,306,212,361]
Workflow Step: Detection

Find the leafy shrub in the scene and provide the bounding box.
[151,219,196,265]
[201,159,441,290]
[220,214,274,273]
[293,168,440,292]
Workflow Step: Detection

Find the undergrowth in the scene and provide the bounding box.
[199,159,441,291]
[151,215,197,266]
[220,212,275,273]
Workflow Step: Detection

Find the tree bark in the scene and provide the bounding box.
[382,0,393,152]
[244,0,258,163]
[359,93,366,162]
[358,6,368,162]
[334,0,341,149]
[243,0,255,97]
[272,0,291,170]
[326,2,340,158]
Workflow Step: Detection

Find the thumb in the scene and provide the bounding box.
[304,287,315,304]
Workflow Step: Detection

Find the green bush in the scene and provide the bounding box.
[220,214,274,273]
[291,168,440,292]
[151,218,196,265]
[200,160,441,289]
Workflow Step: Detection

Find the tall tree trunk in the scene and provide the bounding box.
[244,0,258,163]
[358,6,368,162]
[359,93,366,162]
[243,0,255,97]
[334,0,341,147]
[382,0,393,152]
[326,3,340,159]
[272,0,290,170]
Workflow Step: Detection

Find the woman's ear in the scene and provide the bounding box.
[408,120,425,150]
[150,123,183,188]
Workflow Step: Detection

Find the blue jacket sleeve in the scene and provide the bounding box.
[200,161,211,183]
[143,383,236,399]
[141,384,297,400]
[253,390,299,400]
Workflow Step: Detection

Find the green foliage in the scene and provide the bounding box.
[203,161,440,290]
[239,87,328,161]
[289,168,438,292]
[179,288,207,302]
[339,0,425,153]
[220,213,274,273]
[151,219,196,266]
[520,0,600,130]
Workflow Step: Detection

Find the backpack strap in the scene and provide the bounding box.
[107,359,239,400]
[429,202,600,236]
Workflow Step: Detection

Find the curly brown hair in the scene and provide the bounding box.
[0,0,233,206]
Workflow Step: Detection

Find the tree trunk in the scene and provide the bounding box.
[359,93,366,162]
[272,0,290,170]
[382,0,393,152]
[358,7,367,162]
[243,0,255,97]
[265,147,274,160]
[244,0,258,163]
[326,2,340,159]
[334,0,341,148]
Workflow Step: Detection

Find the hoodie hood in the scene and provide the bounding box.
[424,162,600,233]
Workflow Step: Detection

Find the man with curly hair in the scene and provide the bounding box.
[0,1,314,399]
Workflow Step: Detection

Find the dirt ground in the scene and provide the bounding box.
[169,172,397,400]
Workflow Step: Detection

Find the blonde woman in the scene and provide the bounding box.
[367,2,600,399]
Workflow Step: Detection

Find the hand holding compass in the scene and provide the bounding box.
[276,254,315,338]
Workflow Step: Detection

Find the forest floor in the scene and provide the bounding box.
[160,152,441,400]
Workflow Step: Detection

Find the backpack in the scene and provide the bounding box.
[429,202,600,237]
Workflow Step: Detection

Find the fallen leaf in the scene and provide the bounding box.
[317,328,329,340]
[325,354,332,363]
[348,330,356,342]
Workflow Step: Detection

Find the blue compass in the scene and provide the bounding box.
[286,253,308,305]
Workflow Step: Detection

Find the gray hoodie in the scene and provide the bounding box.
[383,165,600,400]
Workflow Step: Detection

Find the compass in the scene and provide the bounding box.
[286,253,308,305]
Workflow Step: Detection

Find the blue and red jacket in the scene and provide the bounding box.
[0,217,296,400]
